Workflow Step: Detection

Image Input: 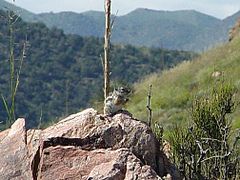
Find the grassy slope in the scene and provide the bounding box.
[127,35,240,131]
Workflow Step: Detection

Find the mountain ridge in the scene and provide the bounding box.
[1,0,240,51]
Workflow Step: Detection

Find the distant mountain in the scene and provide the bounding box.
[39,9,239,51]
[1,0,240,51]
[36,9,227,51]
[113,9,226,51]
[38,11,105,37]
[36,8,240,51]
[223,10,240,29]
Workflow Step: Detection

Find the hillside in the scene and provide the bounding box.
[1,0,240,51]
[127,33,240,131]
[0,10,195,129]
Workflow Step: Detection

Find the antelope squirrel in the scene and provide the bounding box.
[104,87,131,115]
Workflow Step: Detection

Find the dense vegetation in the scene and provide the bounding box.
[127,31,240,131]
[1,0,240,51]
[169,83,239,179]
[0,10,195,129]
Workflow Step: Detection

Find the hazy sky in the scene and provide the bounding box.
[5,0,240,19]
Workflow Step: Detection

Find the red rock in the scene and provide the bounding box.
[38,108,179,178]
[0,128,9,142]
[41,109,161,174]
[0,118,33,179]
[27,129,42,179]
[37,146,161,180]
[42,108,98,139]
[0,109,181,180]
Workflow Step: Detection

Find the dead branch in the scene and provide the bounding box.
[146,84,152,127]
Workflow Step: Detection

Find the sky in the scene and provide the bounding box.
[5,0,240,19]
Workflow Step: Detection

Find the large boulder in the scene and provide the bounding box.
[0,108,180,179]
[42,109,160,173]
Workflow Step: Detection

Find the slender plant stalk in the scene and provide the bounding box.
[1,95,11,124]
[0,11,26,127]
[65,80,69,115]
[147,84,153,127]
[9,13,16,122]
[103,0,111,114]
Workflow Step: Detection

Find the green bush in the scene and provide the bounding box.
[169,82,239,179]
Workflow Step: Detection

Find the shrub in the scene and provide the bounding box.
[169,82,239,179]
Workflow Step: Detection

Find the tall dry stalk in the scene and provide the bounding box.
[103,0,111,114]
[1,11,26,127]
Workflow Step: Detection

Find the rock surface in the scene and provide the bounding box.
[0,108,180,180]
[38,147,160,180]
[0,118,33,179]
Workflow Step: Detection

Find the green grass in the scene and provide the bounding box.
[127,36,240,131]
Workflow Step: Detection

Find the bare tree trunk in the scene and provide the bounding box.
[104,0,111,114]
